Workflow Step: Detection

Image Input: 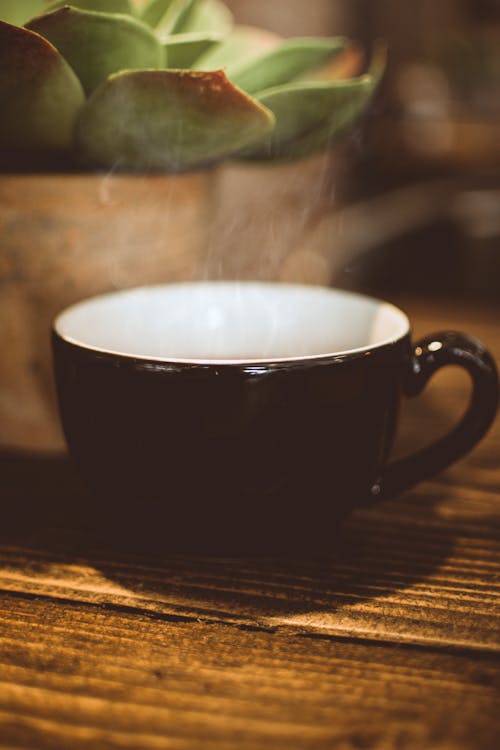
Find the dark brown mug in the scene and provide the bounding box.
[52,282,498,552]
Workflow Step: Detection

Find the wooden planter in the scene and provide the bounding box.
[0,155,337,453]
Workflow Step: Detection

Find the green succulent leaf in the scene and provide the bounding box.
[0,1,45,26]
[182,0,232,35]
[196,24,281,71]
[228,37,348,95]
[76,69,275,170]
[241,46,386,161]
[45,0,133,15]
[253,79,374,161]
[140,0,174,27]
[26,7,164,95]
[163,32,222,69]
[155,0,201,37]
[0,20,85,157]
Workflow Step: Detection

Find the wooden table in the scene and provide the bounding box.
[1,298,499,750]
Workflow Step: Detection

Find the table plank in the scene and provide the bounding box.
[0,593,498,750]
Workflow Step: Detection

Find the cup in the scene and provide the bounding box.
[52,282,498,552]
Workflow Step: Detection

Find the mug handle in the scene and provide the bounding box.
[370,331,499,502]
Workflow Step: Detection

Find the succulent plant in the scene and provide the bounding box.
[0,0,385,171]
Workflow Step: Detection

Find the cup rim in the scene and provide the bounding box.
[53,282,411,366]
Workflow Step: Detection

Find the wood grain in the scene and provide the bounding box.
[0,593,498,750]
[0,298,499,749]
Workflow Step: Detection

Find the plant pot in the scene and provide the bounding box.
[0,171,211,452]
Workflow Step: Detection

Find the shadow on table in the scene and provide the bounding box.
[0,434,457,621]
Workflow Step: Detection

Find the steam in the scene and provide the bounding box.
[200,151,336,283]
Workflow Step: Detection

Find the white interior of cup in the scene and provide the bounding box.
[54,282,410,364]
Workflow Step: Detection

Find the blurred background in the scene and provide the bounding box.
[226,0,500,302]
